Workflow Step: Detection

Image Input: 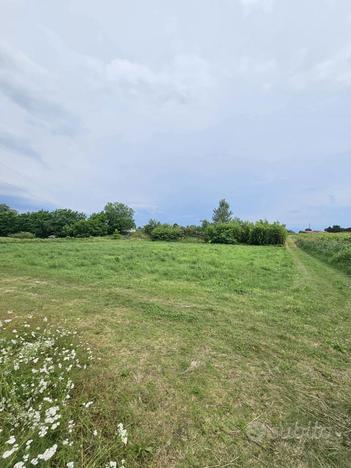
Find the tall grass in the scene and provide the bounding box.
[296,233,351,275]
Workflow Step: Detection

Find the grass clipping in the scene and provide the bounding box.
[0,312,127,467]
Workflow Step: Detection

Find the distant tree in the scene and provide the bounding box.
[63,220,91,237]
[50,209,86,237]
[87,211,108,236]
[104,202,135,234]
[24,210,53,238]
[0,204,18,236]
[0,203,15,213]
[212,199,232,224]
[325,225,343,233]
[143,218,161,235]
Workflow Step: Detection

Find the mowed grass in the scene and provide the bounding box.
[0,237,351,467]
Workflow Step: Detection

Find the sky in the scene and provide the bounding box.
[1,0,351,230]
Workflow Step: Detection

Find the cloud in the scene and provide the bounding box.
[0,42,81,136]
[0,128,42,161]
[104,55,212,103]
[290,44,351,89]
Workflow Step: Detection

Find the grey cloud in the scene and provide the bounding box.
[0,77,81,137]
[0,128,42,161]
[0,43,81,136]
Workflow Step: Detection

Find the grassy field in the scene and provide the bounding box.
[0,237,351,467]
[296,232,351,275]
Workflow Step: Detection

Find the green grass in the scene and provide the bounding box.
[296,232,351,275]
[0,237,351,467]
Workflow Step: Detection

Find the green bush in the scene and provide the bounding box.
[150,224,183,241]
[182,225,205,240]
[204,223,240,244]
[113,229,121,239]
[8,231,35,239]
[249,221,287,245]
[205,220,287,246]
[143,219,161,236]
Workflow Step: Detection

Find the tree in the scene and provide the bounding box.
[50,209,86,237]
[0,204,15,213]
[24,210,53,238]
[212,199,232,224]
[63,220,92,237]
[0,204,18,236]
[104,202,135,234]
[87,212,108,236]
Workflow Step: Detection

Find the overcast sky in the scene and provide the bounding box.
[1,0,351,229]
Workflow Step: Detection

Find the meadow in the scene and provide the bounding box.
[0,237,351,467]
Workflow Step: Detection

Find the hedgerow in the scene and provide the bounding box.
[205,220,287,246]
[150,225,184,241]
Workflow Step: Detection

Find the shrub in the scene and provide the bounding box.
[113,229,121,239]
[182,225,205,239]
[204,223,240,244]
[205,220,287,245]
[150,224,183,241]
[249,221,287,245]
[8,231,35,239]
[143,219,161,236]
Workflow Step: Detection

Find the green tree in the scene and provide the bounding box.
[63,220,91,237]
[24,210,53,238]
[0,204,18,236]
[104,202,135,234]
[87,212,108,236]
[212,199,232,224]
[50,209,86,237]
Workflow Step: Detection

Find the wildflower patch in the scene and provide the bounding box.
[0,312,128,467]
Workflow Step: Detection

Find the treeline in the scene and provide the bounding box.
[0,202,135,238]
[146,220,287,245]
[0,199,287,245]
[324,225,351,233]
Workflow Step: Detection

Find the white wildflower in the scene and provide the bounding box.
[66,463,74,468]
[117,423,128,445]
[37,443,57,461]
[83,401,94,408]
[6,435,16,445]
[2,444,18,458]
